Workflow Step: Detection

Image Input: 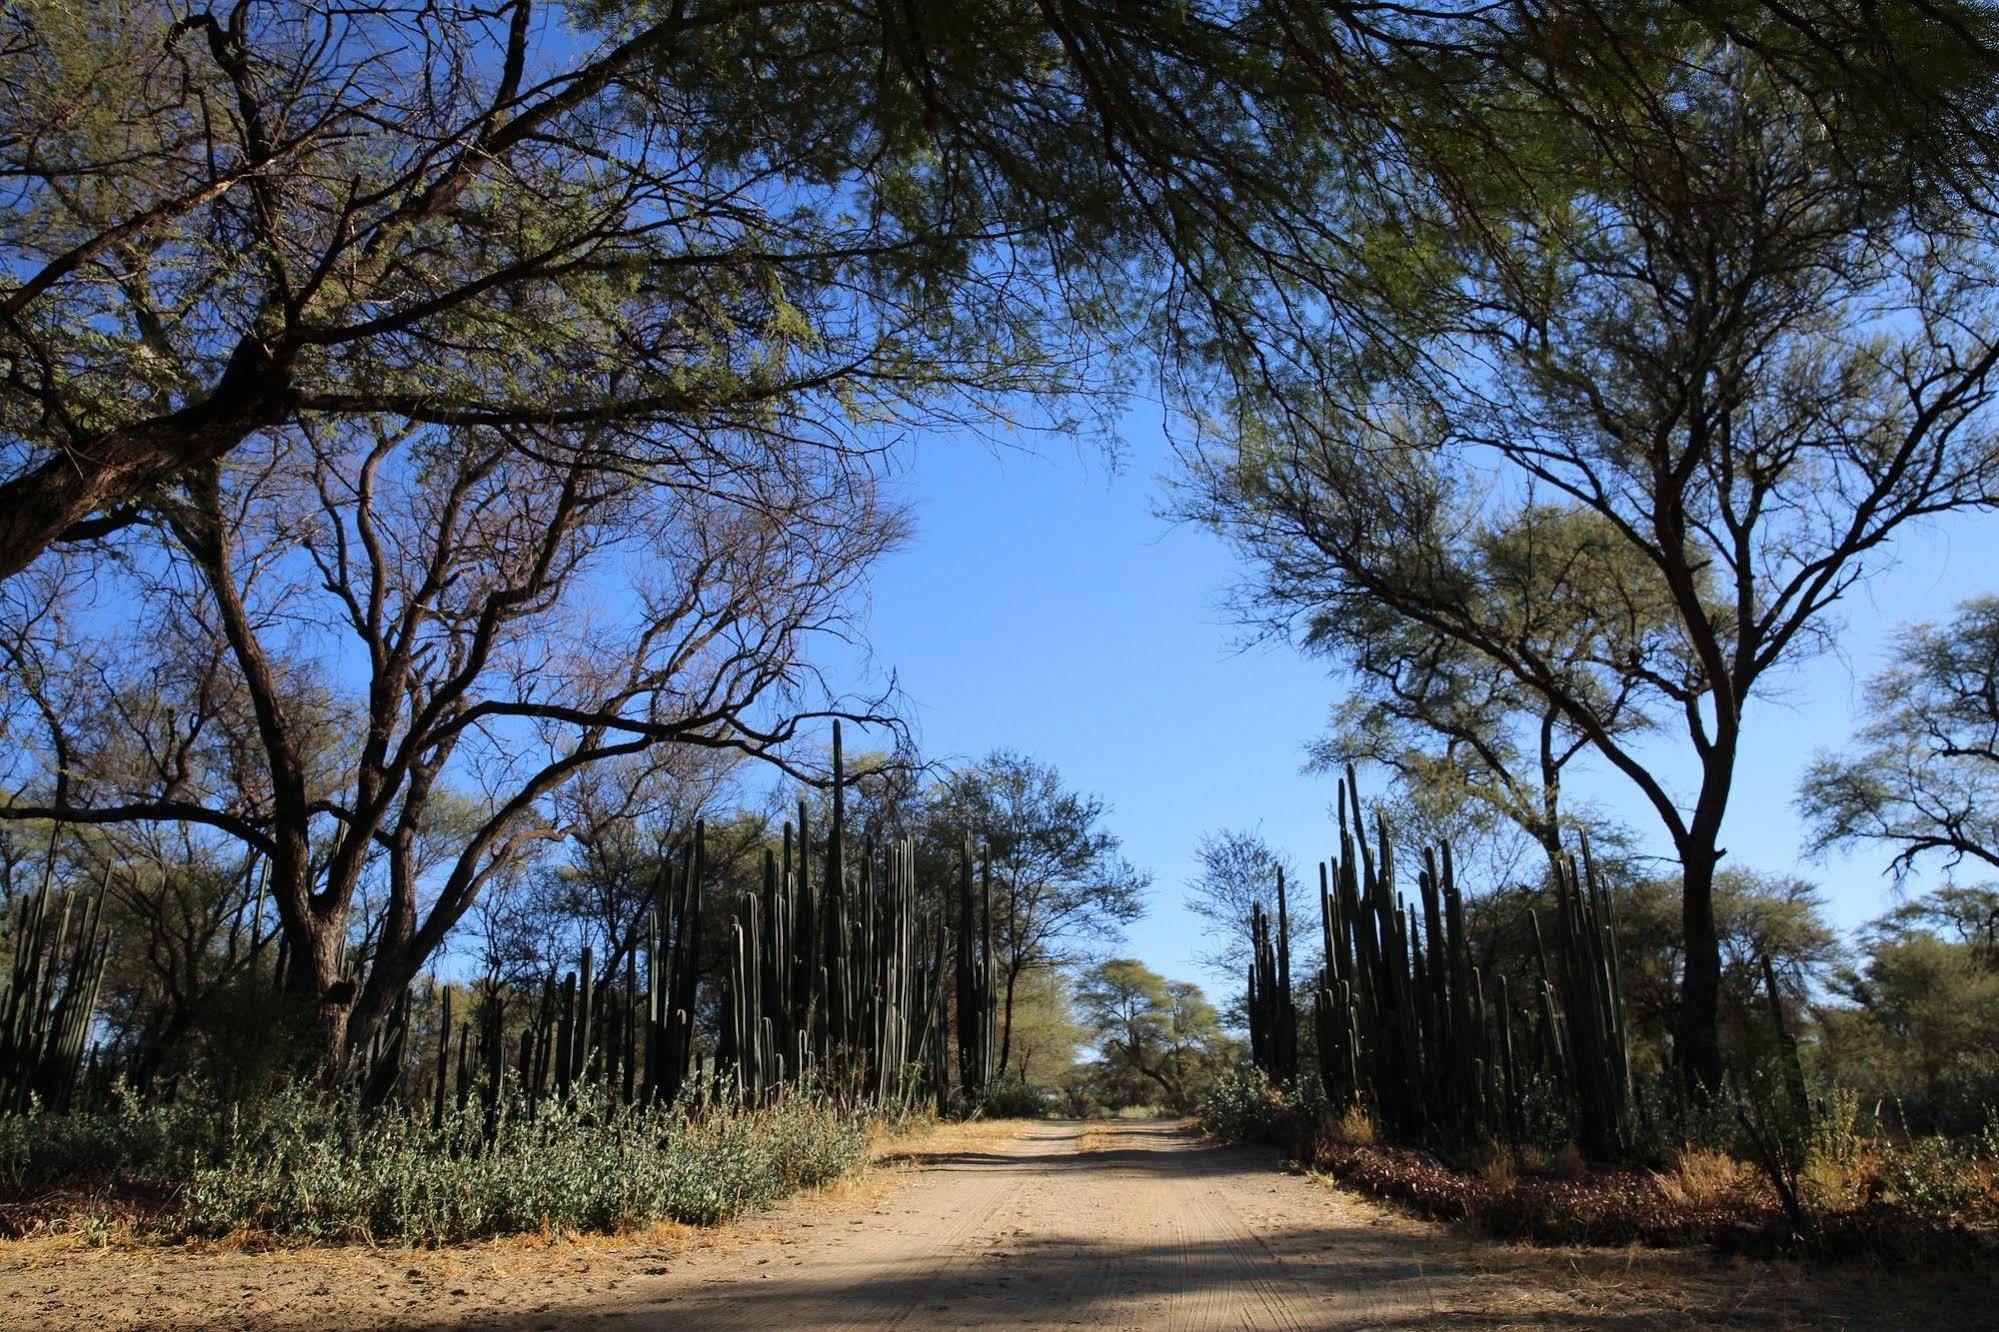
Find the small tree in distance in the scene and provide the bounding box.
[1184,828,1305,994]
[1075,959,1232,1114]
[921,751,1148,1076]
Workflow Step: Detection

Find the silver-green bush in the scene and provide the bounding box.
[177,1085,877,1242]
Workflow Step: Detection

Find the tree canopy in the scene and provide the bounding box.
[1179,38,1999,1090]
[1074,958,1231,1113]
[1802,597,1999,885]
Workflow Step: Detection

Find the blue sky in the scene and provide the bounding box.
[833,410,1996,1000]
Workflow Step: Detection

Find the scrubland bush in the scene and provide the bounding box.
[1878,1134,1992,1222]
[976,1075,1052,1119]
[0,1086,229,1191]
[1,1081,894,1244]
[179,1085,871,1242]
[1195,1067,1299,1144]
[1799,1087,1871,1212]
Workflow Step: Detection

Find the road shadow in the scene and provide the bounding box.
[877,1119,1276,1176]
[408,1223,1810,1330]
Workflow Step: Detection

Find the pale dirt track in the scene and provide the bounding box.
[3,1118,1994,1329]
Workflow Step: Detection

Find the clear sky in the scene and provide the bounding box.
[831,408,1996,1002]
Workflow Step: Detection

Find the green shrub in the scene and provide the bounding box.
[976,1075,1050,1119]
[0,1086,231,1191]
[1880,1134,1988,1221]
[1799,1087,1871,1212]
[176,1084,873,1243]
[1197,1067,1308,1144]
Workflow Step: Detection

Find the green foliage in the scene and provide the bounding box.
[0,1085,228,1192]
[986,967,1084,1091]
[1458,867,1842,1083]
[0,0,1162,572]
[1195,1067,1307,1146]
[1817,888,1999,1134]
[974,1074,1050,1120]
[1799,1087,1869,1212]
[1075,959,1233,1113]
[219,1082,875,1242]
[1879,1134,1989,1222]
[1615,870,1843,1072]
[2,1078,892,1244]
[180,1087,868,1242]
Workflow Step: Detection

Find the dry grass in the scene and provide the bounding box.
[1655,1146,1760,1209]
[1472,1141,1518,1192]
[1515,1143,1553,1174]
[871,1116,1028,1166]
[1078,1123,1124,1154]
[1329,1105,1375,1146]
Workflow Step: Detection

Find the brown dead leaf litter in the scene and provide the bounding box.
[1,1118,1991,1329]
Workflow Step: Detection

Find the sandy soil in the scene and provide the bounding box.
[2,1118,1993,1329]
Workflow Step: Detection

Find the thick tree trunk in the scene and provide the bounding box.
[282,913,356,1079]
[1676,841,1725,1096]
[1673,719,1739,1099]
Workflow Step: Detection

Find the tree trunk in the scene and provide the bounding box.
[1537,831,1567,893]
[997,961,1020,1075]
[1676,841,1725,1096]
[283,912,356,1079]
[1674,718,1739,1099]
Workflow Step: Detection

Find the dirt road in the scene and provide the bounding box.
[3,1119,1990,1328]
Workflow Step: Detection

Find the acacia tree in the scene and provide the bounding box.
[920,751,1147,1074]
[13,0,1972,587]
[995,967,1086,1088]
[1801,596,1999,884]
[0,412,900,1069]
[0,0,1171,580]
[1075,959,1229,1112]
[1183,49,1999,1091]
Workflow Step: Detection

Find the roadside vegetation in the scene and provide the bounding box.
[1202,1069,1999,1264]
[1189,762,1999,1263]
[3,1080,892,1244]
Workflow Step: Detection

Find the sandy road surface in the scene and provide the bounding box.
[3,1118,1992,1329]
[621,1118,1464,1328]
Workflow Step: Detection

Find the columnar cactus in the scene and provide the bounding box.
[394,722,1001,1124]
[0,866,110,1113]
[1287,771,1635,1153]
